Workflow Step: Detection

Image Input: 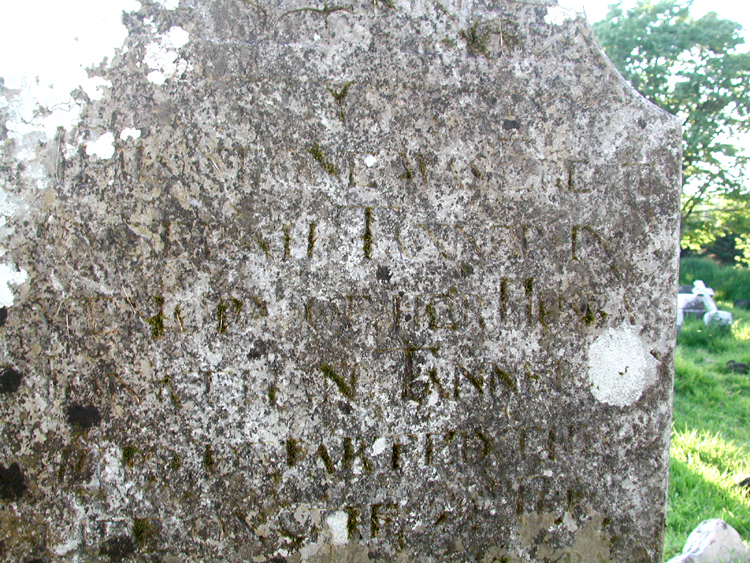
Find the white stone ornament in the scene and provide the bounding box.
[666,519,750,563]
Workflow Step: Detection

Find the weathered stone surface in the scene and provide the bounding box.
[666,519,750,563]
[0,0,681,561]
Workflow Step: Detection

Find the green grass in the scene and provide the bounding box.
[680,256,750,301]
[666,302,750,560]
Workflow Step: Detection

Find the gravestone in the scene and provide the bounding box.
[0,0,681,561]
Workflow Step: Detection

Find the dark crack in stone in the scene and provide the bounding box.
[65,404,102,430]
[100,535,136,562]
[0,463,27,501]
[0,366,22,394]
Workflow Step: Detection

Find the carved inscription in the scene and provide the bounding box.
[0,1,681,560]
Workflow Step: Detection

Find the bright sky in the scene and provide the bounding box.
[572,0,750,32]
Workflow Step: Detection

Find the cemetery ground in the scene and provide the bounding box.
[666,259,750,559]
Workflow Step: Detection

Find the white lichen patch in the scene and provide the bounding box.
[371,436,388,455]
[326,511,349,545]
[155,0,180,8]
[144,27,191,85]
[85,132,115,159]
[120,127,141,140]
[0,263,28,307]
[544,5,579,26]
[587,324,656,407]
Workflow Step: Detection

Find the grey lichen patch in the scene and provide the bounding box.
[481,548,522,563]
[519,510,611,562]
[308,544,372,563]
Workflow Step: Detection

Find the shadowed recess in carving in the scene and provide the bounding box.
[133,517,152,546]
[399,153,413,181]
[279,3,354,21]
[248,339,268,359]
[308,221,317,258]
[455,365,483,397]
[147,296,165,340]
[217,298,244,333]
[287,437,304,467]
[571,225,624,281]
[0,366,22,393]
[320,363,355,400]
[65,404,102,430]
[363,207,373,259]
[343,437,371,471]
[327,82,351,121]
[492,365,518,393]
[203,444,215,472]
[122,445,139,467]
[317,444,335,473]
[173,303,185,332]
[283,224,292,259]
[100,535,136,561]
[255,233,271,258]
[0,462,27,501]
[460,21,493,58]
[307,143,339,175]
[417,154,427,182]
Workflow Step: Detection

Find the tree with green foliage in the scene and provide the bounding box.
[593,1,750,251]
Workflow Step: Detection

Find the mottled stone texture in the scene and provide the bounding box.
[0,0,681,561]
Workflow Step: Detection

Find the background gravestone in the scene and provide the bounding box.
[0,0,681,561]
